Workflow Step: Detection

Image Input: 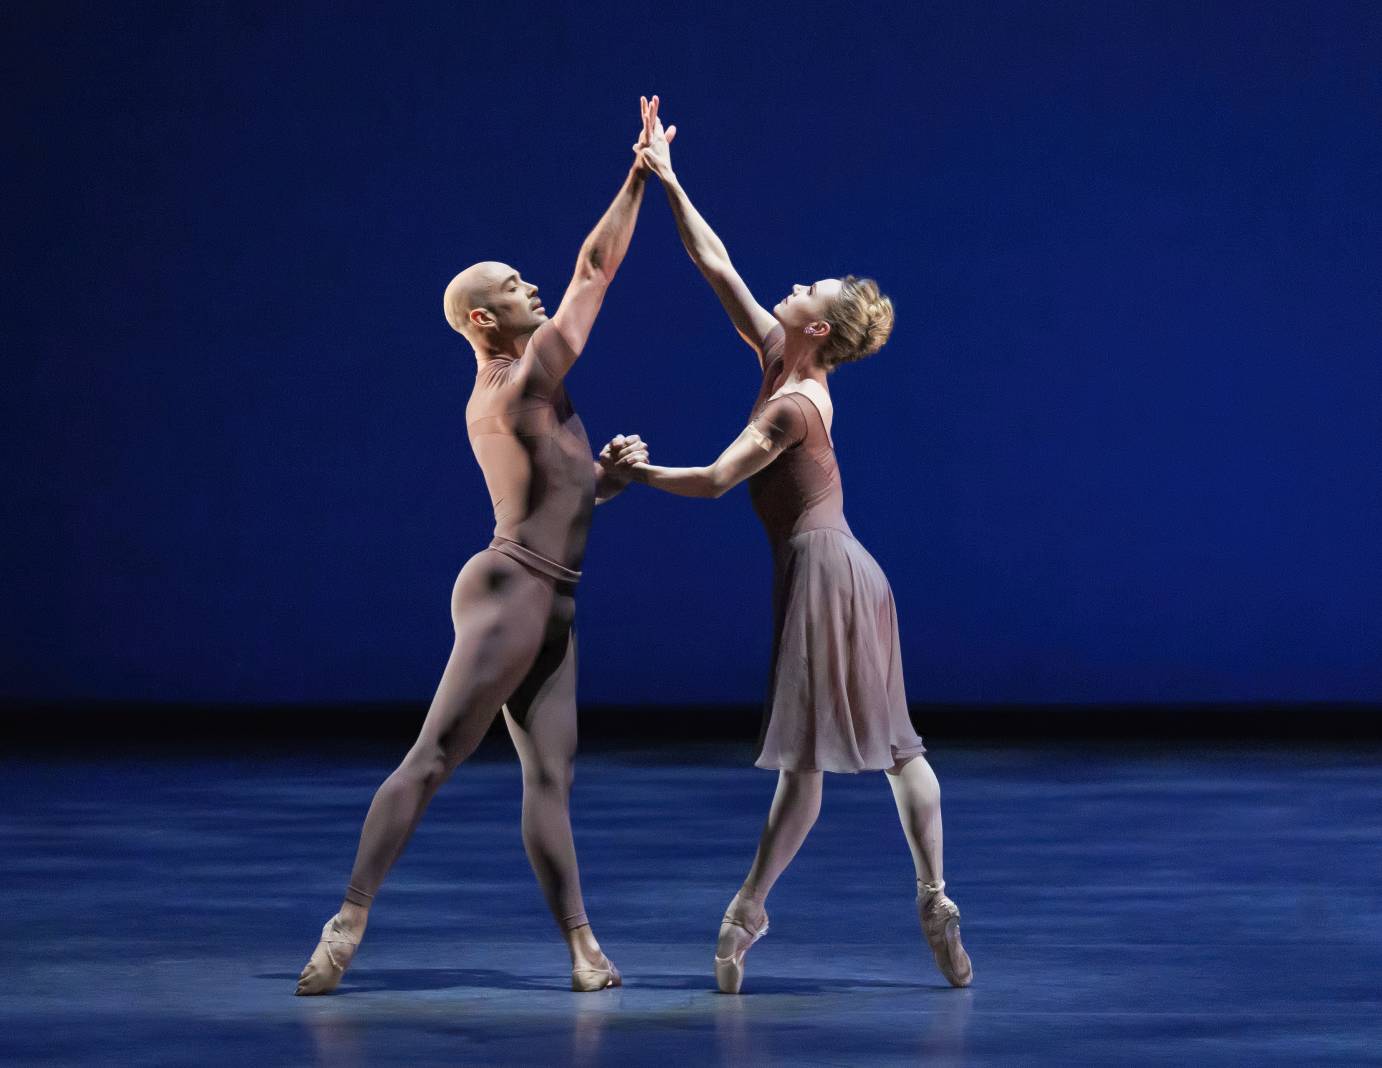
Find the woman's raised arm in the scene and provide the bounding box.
[637,99,779,367]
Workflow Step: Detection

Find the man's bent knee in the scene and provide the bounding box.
[522,760,574,795]
[394,744,458,793]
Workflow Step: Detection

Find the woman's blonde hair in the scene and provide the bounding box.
[820,275,894,371]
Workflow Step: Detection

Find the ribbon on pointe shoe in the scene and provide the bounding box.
[715,897,769,995]
[720,894,769,942]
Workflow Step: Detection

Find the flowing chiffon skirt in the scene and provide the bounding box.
[755,528,927,773]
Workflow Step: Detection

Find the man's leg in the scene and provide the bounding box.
[503,627,618,989]
[296,551,551,995]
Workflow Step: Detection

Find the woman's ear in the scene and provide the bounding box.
[804,320,831,338]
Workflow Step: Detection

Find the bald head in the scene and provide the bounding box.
[443,260,549,347]
[444,261,510,335]
[443,261,547,344]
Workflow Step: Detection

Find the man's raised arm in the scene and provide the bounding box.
[543,98,657,376]
[636,102,778,367]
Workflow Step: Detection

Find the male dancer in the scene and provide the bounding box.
[296,98,660,996]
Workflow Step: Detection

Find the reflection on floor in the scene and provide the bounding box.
[4,742,1380,1065]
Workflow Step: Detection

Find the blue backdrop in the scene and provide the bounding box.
[4,2,1380,705]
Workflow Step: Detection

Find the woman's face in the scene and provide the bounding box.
[774,278,842,330]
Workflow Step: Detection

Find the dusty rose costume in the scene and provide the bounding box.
[746,325,926,773]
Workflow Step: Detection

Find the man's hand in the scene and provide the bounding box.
[594,432,649,503]
[633,94,677,179]
[599,433,650,480]
[632,95,654,160]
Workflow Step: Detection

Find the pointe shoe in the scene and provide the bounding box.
[295,915,361,996]
[714,896,769,994]
[571,953,622,992]
[918,880,973,988]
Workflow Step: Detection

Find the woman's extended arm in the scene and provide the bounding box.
[628,427,781,499]
[636,103,778,364]
[607,396,806,499]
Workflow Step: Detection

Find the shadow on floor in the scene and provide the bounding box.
[633,973,936,994]
[257,968,557,993]
[261,967,939,996]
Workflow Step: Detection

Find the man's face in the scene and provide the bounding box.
[477,264,547,337]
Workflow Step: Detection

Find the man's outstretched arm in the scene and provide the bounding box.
[543,98,657,377]
[636,105,778,367]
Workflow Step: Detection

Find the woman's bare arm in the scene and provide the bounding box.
[637,103,778,365]
[619,425,783,499]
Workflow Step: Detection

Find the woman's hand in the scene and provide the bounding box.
[599,433,650,480]
[633,94,677,179]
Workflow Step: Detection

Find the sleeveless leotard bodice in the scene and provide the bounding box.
[746,325,851,546]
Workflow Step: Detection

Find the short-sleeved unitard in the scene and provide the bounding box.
[465,322,595,580]
[336,321,600,934]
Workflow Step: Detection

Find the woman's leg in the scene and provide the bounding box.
[715,769,823,992]
[738,770,824,907]
[885,754,943,886]
[886,754,972,987]
[296,552,550,995]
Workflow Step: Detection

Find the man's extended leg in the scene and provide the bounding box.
[503,627,618,990]
[296,551,552,995]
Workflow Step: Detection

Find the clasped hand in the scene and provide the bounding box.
[599,433,650,480]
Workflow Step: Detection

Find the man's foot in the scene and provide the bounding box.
[571,951,623,992]
[567,923,621,992]
[918,881,973,988]
[715,892,769,994]
[296,914,363,995]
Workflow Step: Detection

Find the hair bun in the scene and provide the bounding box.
[821,275,895,369]
[862,300,891,354]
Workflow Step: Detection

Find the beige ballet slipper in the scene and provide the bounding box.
[295,915,361,996]
[570,952,623,992]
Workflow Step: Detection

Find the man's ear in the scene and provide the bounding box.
[469,307,495,330]
[804,320,831,338]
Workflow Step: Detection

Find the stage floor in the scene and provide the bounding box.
[4,742,1380,1065]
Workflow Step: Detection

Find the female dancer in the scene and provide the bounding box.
[605,106,973,991]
